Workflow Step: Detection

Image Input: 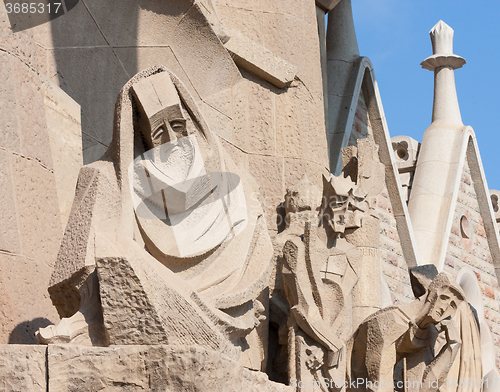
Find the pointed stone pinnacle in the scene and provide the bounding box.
[421,20,465,71]
[430,20,454,56]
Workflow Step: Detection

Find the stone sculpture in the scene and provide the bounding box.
[271,139,387,390]
[347,266,482,392]
[36,66,274,370]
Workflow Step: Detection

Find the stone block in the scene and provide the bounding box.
[0,345,47,392]
[38,0,107,49]
[42,75,83,231]
[113,46,201,103]
[171,3,241,100]
[11,56,53,169]
[84,0,192,47]
[11,155,62,267]
[0,52,21,154]
[224,29,297,89]
[283,158,328,194]
[219,138,248,171]
[233,74,276,154]
[259,0,305,20]
[275,80,327,166]
[248,155,284,230]
[199,101,233,142]
[52,47,130,152]
[48,344,292,392]
[261,12,323,97]
[217,4,263,45]
[0,253,59,344]
[0,5,40,71]
[0,150,21,254]
[82,132,107,165]
[216,0,260,12]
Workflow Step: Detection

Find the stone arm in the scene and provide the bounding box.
[282,238,343,362]
[421,319,461,391]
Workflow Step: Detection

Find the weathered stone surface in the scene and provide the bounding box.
[0,150,21,254]
[248,154,284,230]
[10,155,62,267]
[0,253,59,344]
[284,158,329,197]
[217,4,264,45]
[46,47,130,152]
[275,80,327,166]
[262,12,323,97]
[113,46,201,103]
[0,345,47,392]
[233,73,277,155]
[42,75,83,231]
[48,344,292,392]
[0,52,21,154]
[224,28,297,89]
[11,56,54,170]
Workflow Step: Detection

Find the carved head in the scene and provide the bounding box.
[131,72,197,150]
[425,272,465,323]
[284,175,321,218]
[320,174,367,234]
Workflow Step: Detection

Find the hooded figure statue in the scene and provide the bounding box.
[37,65,273,370]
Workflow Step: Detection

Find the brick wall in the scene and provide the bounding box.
[445,158,500,367]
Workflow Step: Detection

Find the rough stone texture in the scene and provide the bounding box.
[0,252,57,344]
[0,0,84,343]
[224,28,297,88]
[42,75,83,230]
[48,344,292,392]
[348,271,482,392]
[445,158,500,368]
[0,345,47,392]
[10,154,62,267]
[248,155,284,230]
[29,0,328,238]
[34,0,241,158]
[376,183,414,306]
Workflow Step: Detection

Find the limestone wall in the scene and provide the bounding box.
[376,184,414,305]
[351,87,414,306]
[445,158,500,368]
[0,5,60,343]
[28,0,329,234]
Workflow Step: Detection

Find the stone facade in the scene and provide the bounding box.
[1,1,499,391]
[0,3,82,344]
[445,158,500,368]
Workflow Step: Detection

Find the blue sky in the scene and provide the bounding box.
[351,0,500,191]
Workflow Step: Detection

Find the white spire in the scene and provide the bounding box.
[421,20,466,128]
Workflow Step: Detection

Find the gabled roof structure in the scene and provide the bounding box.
[407,21,500,278]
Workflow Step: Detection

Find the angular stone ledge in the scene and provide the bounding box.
[224,29,296,89]
[47,344,292,391]
[0,345,47,392]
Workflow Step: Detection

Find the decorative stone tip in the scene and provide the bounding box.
[421,20,465,71]
[430,20,454,55]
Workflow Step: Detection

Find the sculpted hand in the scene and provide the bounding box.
[305,346,324,371]
[436,319,461,345]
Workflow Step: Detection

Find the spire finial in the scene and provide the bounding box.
[421,21,465,127]
[421,20,465,71]
[430,20,454,55]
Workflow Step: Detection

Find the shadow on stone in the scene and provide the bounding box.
[9,318,53,344]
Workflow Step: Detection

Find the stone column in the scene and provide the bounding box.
[408,21,467,269]
[325,0,360,174]
[421,20,465,129]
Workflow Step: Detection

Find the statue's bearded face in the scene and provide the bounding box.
[131,72,198,151]
[147,107,188,149]
[427,286,460,323]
